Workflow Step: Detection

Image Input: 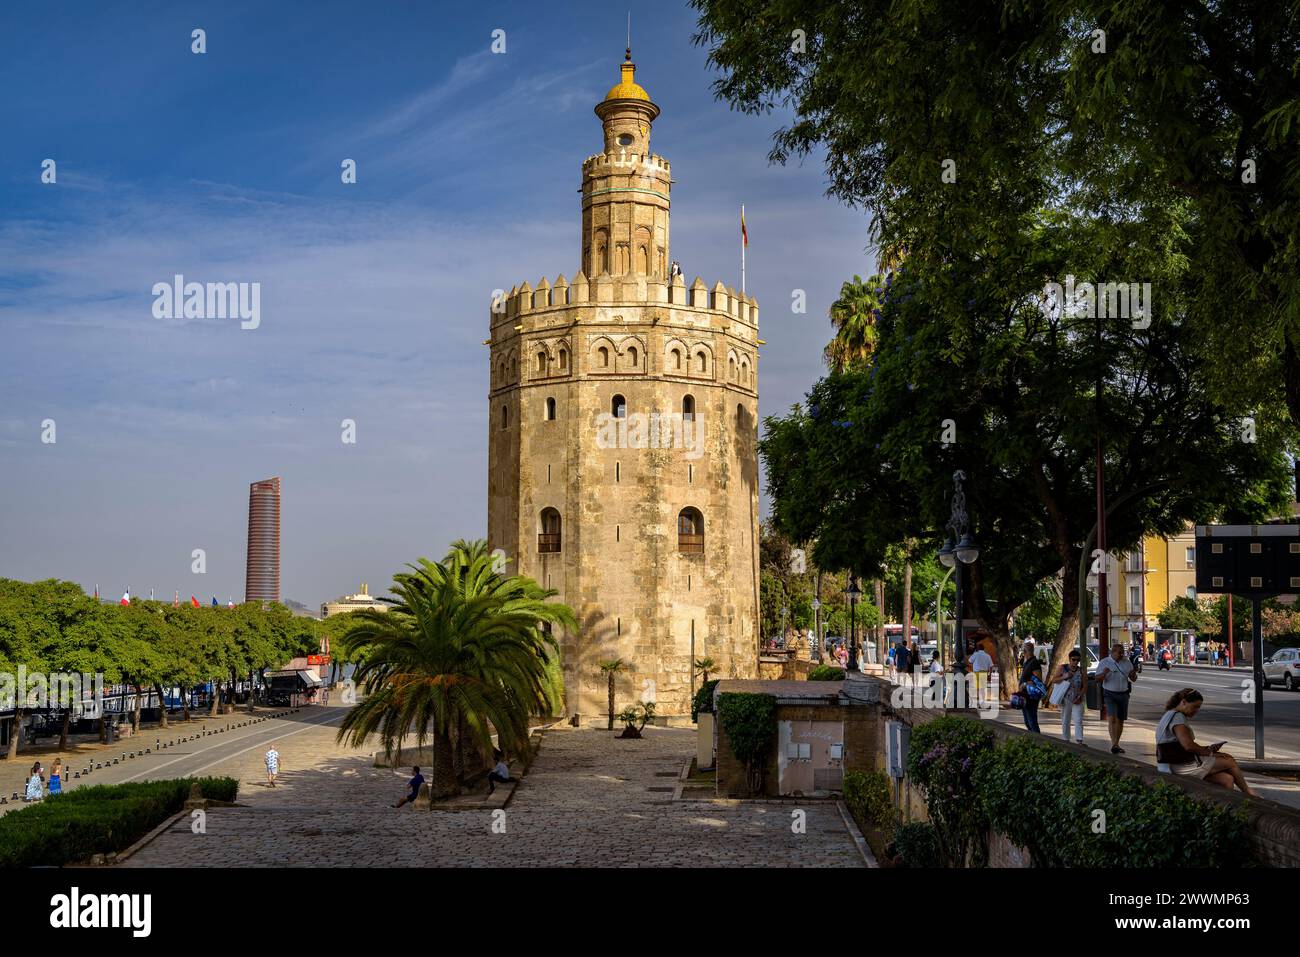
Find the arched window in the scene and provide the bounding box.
[696,351,708,374]
[637,244,649,274]
[678,507,704,553]
[729,356,737,381]
[627,345,638,368]
[559,348,569,371]
[510,357,518,378]
[501,405,509,430]
[535,350,547,373]
[545,397,556,421]
[539,508,562,553]
[611,394,626,419]
[598,346,610,368]
[682,394,695,421]
[741,360,750,384]
[670,348,682,371]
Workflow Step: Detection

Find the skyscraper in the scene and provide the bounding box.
[245,476,282,603]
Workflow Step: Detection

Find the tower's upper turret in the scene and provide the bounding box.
[595,48,659,154]
[581,49,671,279]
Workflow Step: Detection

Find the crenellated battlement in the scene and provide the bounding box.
[490,273,759,330]
[582,150,671,177]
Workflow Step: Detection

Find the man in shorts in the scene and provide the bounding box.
[1095,643,1138,754]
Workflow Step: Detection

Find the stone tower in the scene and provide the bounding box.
[487,49,760,722]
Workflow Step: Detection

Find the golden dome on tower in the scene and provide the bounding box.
[603,49,651,102]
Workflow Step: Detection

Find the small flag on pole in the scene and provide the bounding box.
[227,596,235,609]
[173,591,180,608]
[120,589,130,606]
[211,596,218,607]
[191,595,199,608]
[741,207,748,247]
[94,584,99,601]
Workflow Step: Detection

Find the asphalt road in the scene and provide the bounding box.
[2,705,347,813]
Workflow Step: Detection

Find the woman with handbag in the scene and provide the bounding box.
[1049,649,1086,744]
[1018,640,1045,733]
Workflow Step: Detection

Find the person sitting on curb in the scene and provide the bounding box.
[394,766,425,808]
[487,750,517,796]
[1156,689,1255,796]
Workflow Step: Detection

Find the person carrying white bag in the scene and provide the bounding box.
[1048,649,1087,745]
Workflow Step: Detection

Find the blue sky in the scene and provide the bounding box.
[0,0,875,607]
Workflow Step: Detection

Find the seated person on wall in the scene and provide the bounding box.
[1156,689,1254,796]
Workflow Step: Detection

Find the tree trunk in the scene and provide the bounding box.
[606,675,615,730]
[7,707,23,759]
[453,711,466,783]
[247,669,255,713]
[1048,570,1083,678]
[182,686,191,722]
[208,680,220,717]
[154,682,169,729]
[98,713,107,744]
[58,710,71,751]
[430,728,459,800]
[132,681,143,733]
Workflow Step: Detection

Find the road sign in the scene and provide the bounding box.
[1195,524,1300,596]
[1194,523,1300,760]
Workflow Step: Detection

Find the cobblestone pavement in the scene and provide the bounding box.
[122,722,865,867]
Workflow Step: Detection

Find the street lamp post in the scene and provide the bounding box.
[847,576,862,672]
[938,471,980,689]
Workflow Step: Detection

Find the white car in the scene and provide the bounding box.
[1263,648,1300,691]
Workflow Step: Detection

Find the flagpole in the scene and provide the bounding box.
[740,204,746,295]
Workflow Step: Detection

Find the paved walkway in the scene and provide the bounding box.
[121,723,864,867]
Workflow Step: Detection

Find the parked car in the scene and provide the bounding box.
[1263,648,1300,691]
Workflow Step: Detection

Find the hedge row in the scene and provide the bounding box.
[0,776,238,867]
[847,716,1252,868]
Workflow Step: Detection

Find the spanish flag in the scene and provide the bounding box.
[741,207,748,247]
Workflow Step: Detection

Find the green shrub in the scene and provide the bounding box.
[691,679,720,722]
[907,717,996,866]
[843,769,894,828]
[893,821,941,867]
[717,692,776,794]
[807,665,846,681]
[974,735,1252,867]
[0,776,238,868]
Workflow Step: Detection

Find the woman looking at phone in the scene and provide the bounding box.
[1156,689,1254,795]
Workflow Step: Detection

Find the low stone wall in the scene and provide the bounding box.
[874,675,1300,867]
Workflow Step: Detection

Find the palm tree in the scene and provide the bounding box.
[599,659,625,730]
[824,273,886,373]
[693,657,716,683]
[337,550,574,799]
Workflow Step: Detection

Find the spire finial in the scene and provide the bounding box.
[626,11,632,60]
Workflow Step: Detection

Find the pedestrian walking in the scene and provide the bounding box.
[265,743,280,787]
[895,642,912,686]
[48,757,63,796]
[969,644,993,706]
[1050,650,1086,745]
[487,750,517,796]
[1018,641,1045,732]
[393,766,425,808]
[886,644,897,681]
[24,761,44,802]
[1156,689,1254,796]
[1095,642,1138,754]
